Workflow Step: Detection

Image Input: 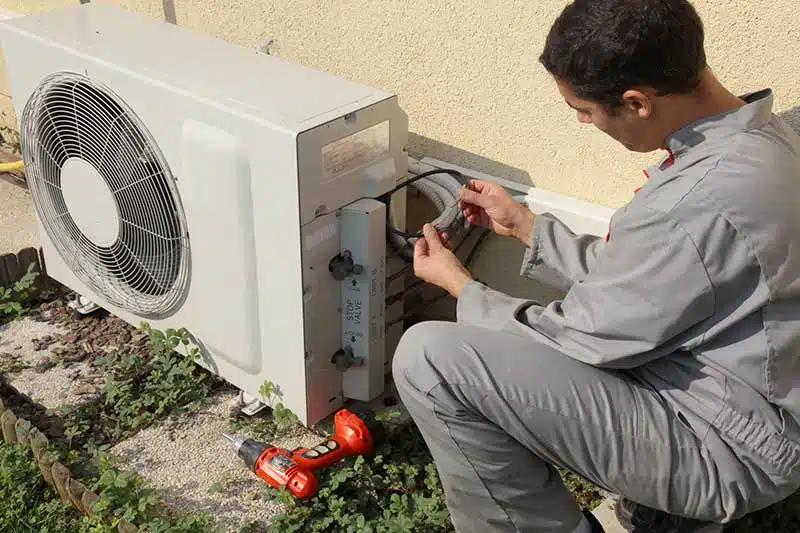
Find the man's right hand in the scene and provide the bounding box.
[459,180,535,245]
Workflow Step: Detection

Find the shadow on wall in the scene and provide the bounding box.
[779,107,800,136]
[162,0,177,24]
[408,133,533,187]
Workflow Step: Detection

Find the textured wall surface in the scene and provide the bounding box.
[0,0,798,208]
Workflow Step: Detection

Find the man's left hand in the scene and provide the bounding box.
[413,223,473,298]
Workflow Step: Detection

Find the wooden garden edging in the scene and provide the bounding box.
[0,246,60,292]
[0,395,141,532]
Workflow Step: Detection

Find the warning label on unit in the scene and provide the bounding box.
[321,120,390,179]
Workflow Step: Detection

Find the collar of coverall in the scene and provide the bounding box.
[643,88,775,179]
[667,88,774,158]
[606,89,776,243]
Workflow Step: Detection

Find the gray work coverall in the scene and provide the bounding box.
[393,89,800,533]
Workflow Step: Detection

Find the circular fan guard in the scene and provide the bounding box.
[20,72,190,319]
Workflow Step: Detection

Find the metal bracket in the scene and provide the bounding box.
[237,391,269,416]
[67,295,101,317]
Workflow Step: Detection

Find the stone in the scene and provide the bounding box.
[38,454,55,487]
[67,478,88,513]
[29,428,49,460]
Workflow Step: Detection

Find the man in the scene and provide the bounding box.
[391,1,800,533]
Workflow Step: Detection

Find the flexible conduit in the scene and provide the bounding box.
[390,158,529,260]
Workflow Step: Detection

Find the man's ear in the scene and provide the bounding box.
[621,89,653,119]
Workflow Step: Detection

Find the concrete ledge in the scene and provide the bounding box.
[592,496,626,532]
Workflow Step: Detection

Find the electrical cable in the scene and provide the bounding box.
[387,227,491,326]
[463,228,491,269]
[380,166,529,264]
[379,164,531,321]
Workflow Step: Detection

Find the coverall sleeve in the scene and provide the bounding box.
[520,212,606,292]
[457,206,716,369]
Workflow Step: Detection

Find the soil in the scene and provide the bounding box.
[29,298,150,367]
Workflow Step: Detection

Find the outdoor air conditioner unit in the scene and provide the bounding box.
[0,3,420,427]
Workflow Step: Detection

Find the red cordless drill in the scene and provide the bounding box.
[223,408,374,499]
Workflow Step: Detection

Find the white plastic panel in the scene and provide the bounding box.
[0,3,391,131]
[301,213,346,423]
[296,99,408,225]
[178,119,263,374]
[339,198,387,401]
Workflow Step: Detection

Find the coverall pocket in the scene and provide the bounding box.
[714,405,800,481]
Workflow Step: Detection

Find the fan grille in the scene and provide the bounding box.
[20,72,190,319]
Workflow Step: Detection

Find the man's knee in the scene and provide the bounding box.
[392,321,459,394]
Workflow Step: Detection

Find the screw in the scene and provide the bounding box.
[255,38,277,55]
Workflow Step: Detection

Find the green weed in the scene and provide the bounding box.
[0,442,220,532]
[52,324,223,451]
[1,263,40,325]
[257,412,454,533]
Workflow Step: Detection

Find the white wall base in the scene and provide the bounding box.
[0,8,20,20]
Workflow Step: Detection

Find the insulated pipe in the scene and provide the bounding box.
[391,157,530,262]
[388,159,467,260]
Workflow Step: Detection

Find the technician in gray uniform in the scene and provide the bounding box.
[392,1,800,533]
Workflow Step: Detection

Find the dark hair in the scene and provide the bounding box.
[540,0,707,110]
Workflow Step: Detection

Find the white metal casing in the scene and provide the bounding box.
[0,3,408,426]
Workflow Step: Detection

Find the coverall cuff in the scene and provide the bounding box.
[518,213,576,293]
[455,280,487,326]
[455,280,534,331]
[519,214,549,281]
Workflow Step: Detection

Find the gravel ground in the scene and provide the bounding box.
[0,315,77,410]
[0,298,331,532]
[0,178,39,254]
[111,390,324,532]
[0,299,141,411]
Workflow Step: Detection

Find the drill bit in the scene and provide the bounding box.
[222,433,246,455]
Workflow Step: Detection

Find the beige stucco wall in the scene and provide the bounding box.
[0,0,798,209]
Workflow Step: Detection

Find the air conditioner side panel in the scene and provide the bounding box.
[2,34,312,425]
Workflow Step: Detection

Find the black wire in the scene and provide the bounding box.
[464,228,491,268]
[379,168,466,240]
[382,168,466,200]
[385,225,477,305]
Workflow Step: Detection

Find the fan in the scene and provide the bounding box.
[20,71,191,319]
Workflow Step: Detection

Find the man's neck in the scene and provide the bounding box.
[659,69,745,150]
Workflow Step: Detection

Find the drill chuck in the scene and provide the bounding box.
[223,433,267,470]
